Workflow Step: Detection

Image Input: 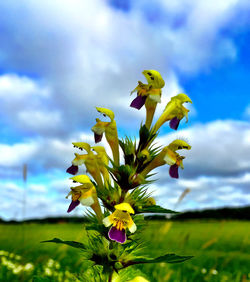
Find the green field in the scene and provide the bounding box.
[0,220,249,281]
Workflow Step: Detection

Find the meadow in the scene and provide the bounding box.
[0,220,249,282]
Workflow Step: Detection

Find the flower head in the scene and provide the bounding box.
[91,107,120,165]
[102,203,136,244]
[66,175,96,213]
[68,142,104,188]
[66,142,91,175]
[153,93,192,132]
[141,139,191,179]
[131,70,165,129]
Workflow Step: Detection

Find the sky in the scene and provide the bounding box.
[0,0,250,220]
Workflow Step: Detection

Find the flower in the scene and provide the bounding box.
[141,139,191,179]
[91,107,120,166]
[102,203,136,244]
[130,70,165,129]
[152,93,192,132]
[69,142,104,188]
[66,175,96,212]
[66,142,91,175]
[66,174,103,221]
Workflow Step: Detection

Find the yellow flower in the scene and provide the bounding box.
[141,139,191,179]
[67,175,103,220]
[130,70,165,129]
[69,142,104,188]
[102,203,136,244]
[91,107,120,166]
[152,93,192,132]
[66,175,96,212]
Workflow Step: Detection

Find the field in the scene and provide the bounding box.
[0,220,249,281]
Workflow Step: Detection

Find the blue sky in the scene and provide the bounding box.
[0,0,250,220]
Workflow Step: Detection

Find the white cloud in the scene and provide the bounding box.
[0,142,37,167]
[0,0,249,137]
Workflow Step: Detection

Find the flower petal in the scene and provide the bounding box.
[102,215,112,227]
[66,165,78,175]
[70,175,92,186]
[94,133,103,143]
[67,200,80,213]
[128,222,137,233]
[108,226,126,244]
[169,117,180,130]
[130,95,147,110]
[79,196,95,206]
[115,203,134,214]
[169,164,179,178]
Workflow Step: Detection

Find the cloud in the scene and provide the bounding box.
[0,0,249,138]
[0,74,66,136]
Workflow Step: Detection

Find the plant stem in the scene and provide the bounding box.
[108,270,114,282]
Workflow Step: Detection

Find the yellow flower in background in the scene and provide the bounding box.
[91,107,120,166]
[153,93,192,132]
[141,139,191,179]
[102,203,136,244]
[130,70,165,129]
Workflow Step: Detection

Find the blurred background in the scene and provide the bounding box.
[0,1,250,281]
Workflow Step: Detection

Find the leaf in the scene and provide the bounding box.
[124,253,193,267]
[41,238,86,250]
[136,205,178,214]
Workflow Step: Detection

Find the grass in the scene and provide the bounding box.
[0,220,249,281]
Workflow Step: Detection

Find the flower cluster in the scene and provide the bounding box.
[65,70,192,246]
[45,70,193,281]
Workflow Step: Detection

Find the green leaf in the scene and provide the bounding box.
[136,205,178,214]
[41,237,86,250]
[124,253,193,266]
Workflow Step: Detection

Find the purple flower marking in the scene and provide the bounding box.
[94,132,103,143]
[108,226,126,244]
[169,117,180,130]
[67,200,80,213]
[169,164,179,178]
[66,165,78,175]
[130,95,147,110]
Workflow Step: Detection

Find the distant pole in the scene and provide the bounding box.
[22,164,27,221]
